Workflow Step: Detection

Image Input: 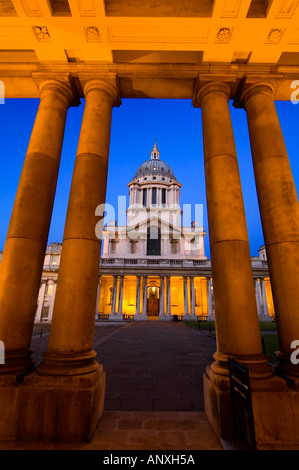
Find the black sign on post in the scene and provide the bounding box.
[228,358,256,450]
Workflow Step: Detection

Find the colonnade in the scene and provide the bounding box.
[0,75,298,444]
[97,274,211,320]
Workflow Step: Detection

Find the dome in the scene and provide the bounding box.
[133,142,178,182]
[134,158,178,181]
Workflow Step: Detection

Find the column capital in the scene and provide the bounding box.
[32,72,80,107]
[240,81,276,107]
[194,81,231,108]
[82,76,121,107]
[38,79,74,106]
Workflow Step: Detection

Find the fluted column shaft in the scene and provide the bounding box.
[142,276,148,318]
[110,275,118,316]
[0,79,73,376]
[197,81,268,378]
[166,276,171,318]
[118,276,124,316]
[242,82,299,379]
[190,276,196,319]
[159,276,165,319]
[207,278,213,319]
[183,276,189,318]
[135,276,141,317]
[38,78,119,376]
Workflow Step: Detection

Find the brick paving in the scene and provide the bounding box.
[94,321,217,412]
[0,411,222,450]
[31,321,217,412]
[1,321,222,450]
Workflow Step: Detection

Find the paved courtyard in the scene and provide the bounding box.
[32,320,217,412]
[19,320,223,450]
[95,321,216,412]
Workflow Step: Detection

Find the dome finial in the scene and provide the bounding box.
[151,140,160,160]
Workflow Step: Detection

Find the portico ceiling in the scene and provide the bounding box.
[0,0,299,99]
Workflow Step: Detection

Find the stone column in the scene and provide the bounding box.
[36,280,47,323]
[190,276,196,320]
[183,276,189,319]
[109,275,118,319]
[242,82,299,381]
[140,276,148,320]
[195,80,281,441]
[118,275,124,317]
[159,275,165,320]
[165,276,172,320]
[48,280,57,322]
[261,278,270,318]
[0,78,74,377]
[38,78,119,376]
[135,276,141,318]
[207,277,213,320]
[24,77,120,442]
[196,81,270,378]
[95,278,100,320]
[255,278,263,319]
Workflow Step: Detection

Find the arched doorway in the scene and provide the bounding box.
[147,285,160,318]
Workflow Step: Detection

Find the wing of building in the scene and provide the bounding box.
[31,143,275,323]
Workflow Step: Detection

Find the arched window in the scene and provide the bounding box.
[147,226,161,256]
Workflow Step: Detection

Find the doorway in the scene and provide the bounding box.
[147,285,159,318]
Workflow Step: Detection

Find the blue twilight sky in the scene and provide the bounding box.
[0,97,298,258]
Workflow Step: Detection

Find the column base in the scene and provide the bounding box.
[274,351,299,391]
[109,312,124,321]
[159,312,171,321]
[134,312,147,321]
[204,363,299,449]
[0,363,105,442]
[203,366,234,440]
[0,348,35,384]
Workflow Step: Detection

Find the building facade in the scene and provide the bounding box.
[31,143,275,324]
[1,0,299,445]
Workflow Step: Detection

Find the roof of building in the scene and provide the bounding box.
[133,142,179,182]
[134,159,178,181]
